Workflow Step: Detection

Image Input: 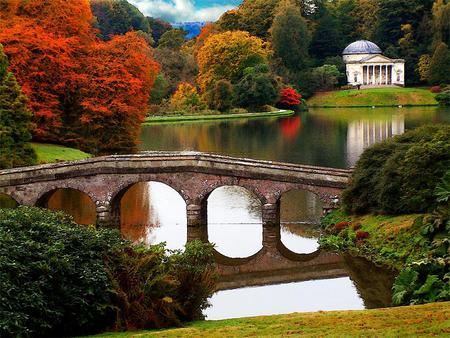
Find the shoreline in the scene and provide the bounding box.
[143,110,295,125]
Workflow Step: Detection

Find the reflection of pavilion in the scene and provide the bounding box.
[346,115,405,165]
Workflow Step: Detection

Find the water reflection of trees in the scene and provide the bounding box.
[120,182,155,244]
[46,189,96,225]
[281,223,321,239]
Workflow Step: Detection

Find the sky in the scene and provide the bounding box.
[129,0,242,23]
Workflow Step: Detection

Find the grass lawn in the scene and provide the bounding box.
[31,143,91,164]
[90,302,450,337]
[144,110,294,125]
[307,87,438,107]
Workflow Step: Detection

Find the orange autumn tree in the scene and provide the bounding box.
[81,33,159,153]
[0,0,159,154]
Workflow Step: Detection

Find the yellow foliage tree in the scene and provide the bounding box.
[169,82,204,112]
[197,31,269,93]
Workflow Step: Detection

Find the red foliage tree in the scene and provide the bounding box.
[277,87,302,109]
[0,0,159,154]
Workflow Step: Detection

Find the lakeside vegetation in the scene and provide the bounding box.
[31,143,91,164]
[307,87,439,107]
[144,110,294,124]
[90,302,450,337]
[320,125,450,307]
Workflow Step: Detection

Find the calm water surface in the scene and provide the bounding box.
[6,106,447,319]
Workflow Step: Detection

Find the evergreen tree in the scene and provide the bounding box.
[310,8,345,62]
[428,42,450,84]
[0,44,36,169]
[271,0,311,72]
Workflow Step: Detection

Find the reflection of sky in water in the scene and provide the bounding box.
[208,186,263,258]
[280,225,319,254]
[205,277,364,320]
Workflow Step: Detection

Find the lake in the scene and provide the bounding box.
[17,106,450,319]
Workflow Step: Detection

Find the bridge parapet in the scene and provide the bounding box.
[0,151,352,230]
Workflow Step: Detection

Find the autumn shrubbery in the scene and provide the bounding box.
[0,207,217,337]
[343,124,450,215]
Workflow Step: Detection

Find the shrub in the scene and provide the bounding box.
[310,64,341,92]
[355,231,369,241]
[430,85,442,93]
[343,125,450,215]
[0,207,218,337]
[277,87,302,109]
[0,207,121,337]
[436,90,450,106]
[334,221,350,232]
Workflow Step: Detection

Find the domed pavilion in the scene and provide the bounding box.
[343,40,405,87]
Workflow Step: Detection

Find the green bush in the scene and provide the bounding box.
[435,90,450,106]
[0,207,122,337]
[0,207,217,337]
[343,125,450,215]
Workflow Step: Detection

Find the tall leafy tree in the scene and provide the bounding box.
[0,0,160,154]
[91,0,152,42]
[0,44,36,169]
[197,31,269,93]
[271,0,311,72]
[147,17,172,46]
[310,7,345,62]
[428,42,450,84]
[432,0,450,47]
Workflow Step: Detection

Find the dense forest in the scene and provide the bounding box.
[0,0,449,164]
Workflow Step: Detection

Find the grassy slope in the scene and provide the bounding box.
[31,143,91,164]
[320,212,429,270]
[144,110,294,124]
[307,88,438,107]
[91,302,450,337]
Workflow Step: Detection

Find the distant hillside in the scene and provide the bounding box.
[172,22,208,39]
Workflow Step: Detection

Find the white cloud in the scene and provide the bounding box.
[129,0,234,22]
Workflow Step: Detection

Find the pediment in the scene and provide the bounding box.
[359,54,395,63]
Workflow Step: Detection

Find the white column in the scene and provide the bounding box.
[378,65,382,85]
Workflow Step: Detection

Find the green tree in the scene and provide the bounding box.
[234,65,279,110]
[91,0,152,42]
[271,0,311,72]
[206,80,234,112]
[0,44,36,169]
[432,0,450,47]
[334,0,360,43]
[428,42,450,84]
[149,74,170,104]
[158,29,186,50]
[310,64,341,91]
[310,8,345,62]
[147,17,172,46]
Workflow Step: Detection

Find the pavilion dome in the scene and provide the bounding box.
[343,40,382,55]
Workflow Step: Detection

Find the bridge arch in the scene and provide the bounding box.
[0,193,19,209]
[111,180,188,250]
[206,185,263,259]
[35,187,97,225]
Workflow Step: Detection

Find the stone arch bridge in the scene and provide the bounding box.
[0,151,351,247]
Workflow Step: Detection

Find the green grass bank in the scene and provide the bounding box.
[319,212,429,270]
[307,87,438,108]
[31,143,91,164]
[144,110,294,125]
[90,302,449,337]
